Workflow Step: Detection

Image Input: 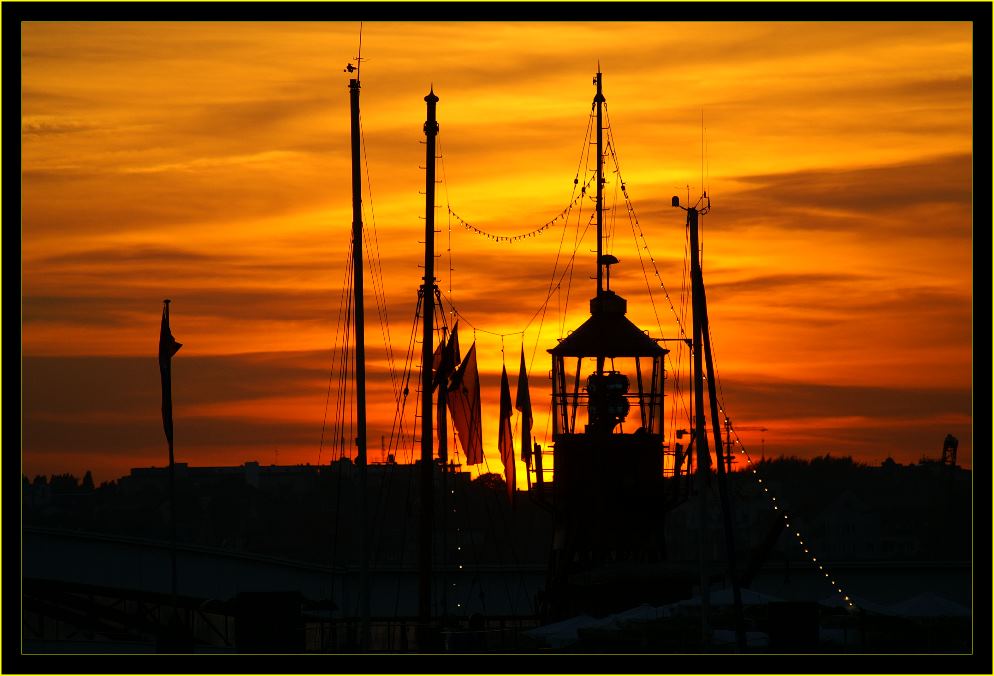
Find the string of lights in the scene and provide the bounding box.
[720,418,858,611]
[666,207,856,608]
[601,106,855,612]
[439,293,525,339]
[436,209,596,341]
[447,176,594,244]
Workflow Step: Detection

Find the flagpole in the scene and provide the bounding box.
[168,427,177,604]
[165,302,177,606]
[159,299,181,622]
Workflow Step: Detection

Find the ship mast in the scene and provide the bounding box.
[419,87,440,635]
[594,68,606,297]
[680,197,747,652]
[594,68,606,376]
[688,204,712,648]
[543,70,670,621]
[347,69,371,649]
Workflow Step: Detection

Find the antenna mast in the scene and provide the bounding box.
[675,194,747,652]
[346,34,371,648]
[419,86,440,637]
[594,67,605,297]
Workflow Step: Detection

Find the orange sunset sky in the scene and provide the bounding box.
[21,21,974,485]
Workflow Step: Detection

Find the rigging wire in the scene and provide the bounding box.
[560,107,597,340]
[360,117,401,402]
[376,289,429,622]
[603,103,693,468]
[325,236,355,617]
[333,243,356,463]
[377,292,430,622]
[318,235,355,465]
[371,291,422,547]
[603,102,689,341]
[436,136,456,327]
[608,145,621,259]
[559,108,595,340]
[675,202,693,457]
[439,138,455,322]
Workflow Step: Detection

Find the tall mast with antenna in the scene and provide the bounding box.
[688,204,712,648]
[594,67,605,298]
[675,193,747,652]
[346,25,371,648]
[593,68,607,377]
[419,85,440,639]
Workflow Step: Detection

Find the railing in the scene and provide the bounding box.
[305,616,542,652]
[552,391,664,435]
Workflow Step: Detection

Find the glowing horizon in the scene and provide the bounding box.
[22,21,973,485]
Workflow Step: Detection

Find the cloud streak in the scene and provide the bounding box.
[21,21,974,483]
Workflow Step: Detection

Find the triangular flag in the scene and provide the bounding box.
[447,342,483,465]
[499,364,515,504]
[515,348,533,468]
[431,322,460,389]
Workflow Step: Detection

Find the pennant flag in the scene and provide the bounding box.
[515,348,533,469]
[158,300,182,446]
[447,342,483,465]
[434,324,461,454]
[499,364,515,503]
[432,322,460,389]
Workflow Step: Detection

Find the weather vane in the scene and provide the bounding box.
[344,22,365,78]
